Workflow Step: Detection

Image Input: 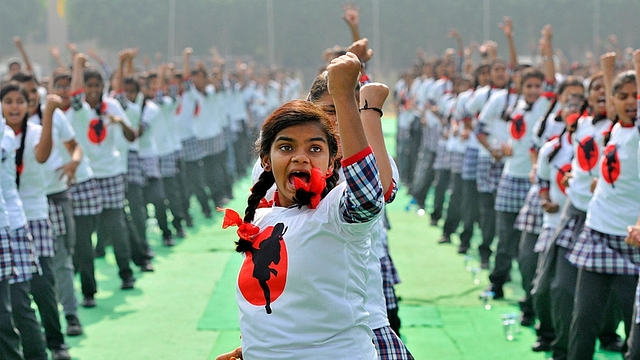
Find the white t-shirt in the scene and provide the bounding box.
[0,124,10,228]
[1,124,27,230]
[502,96,552,178]
[151,96,180,157]
[454,88,478,150]
[175,91,197,141]
[537,133,572,228]
[477,89,518,158]
[14,123,49,220]
[238,183,378,360]
[62,107,94,184]
[68,96,131,178]
[193,85,225,140]
[586,123,640,236]
[567,116,612,211]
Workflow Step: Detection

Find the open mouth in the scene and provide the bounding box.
[288,171,310,186]
[626,108,637,119]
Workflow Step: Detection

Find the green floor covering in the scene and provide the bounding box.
[62,119,624,359]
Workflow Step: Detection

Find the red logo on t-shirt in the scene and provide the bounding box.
[601,144,620,187]
[510,114,526,140]
[175,103,182,116]
[194,103,200,117]
[556,163,572,195]
[238,223,288,314]
[577,136,599,173]
[88,118,107,144]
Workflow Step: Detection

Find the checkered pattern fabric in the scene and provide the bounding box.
[27,219,55,258]
[567,227,640,275]
[140,156,161,179]
[341,149,384,224]
[424,125,440,153]
[47,198,66,237]
[534,226,556,253]
[181,137,205,162]
[95,175,126,210]
[476,156,493,193]
[9,226,41,284]
[555,209,585,250]
[494,174,530,213]
[461,147,479,181]
[372,325,414,360]
[0,227,13,282]
[635,281,640,324]
[198,134,227,157]
[432,140,451,170]
[127,151,146,187]
[380,252,401,309]
[159,153,179,178]
[514,184,543,234]
[69,178,102,216]
[449,151,464,174]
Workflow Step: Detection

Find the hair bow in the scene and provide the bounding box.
[292,167,326,209]
[218,207,260,241]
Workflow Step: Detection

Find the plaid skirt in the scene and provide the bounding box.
[449,151,464,175]
[534,226,556,253]
[69,178,102,216]
[198,134,227,157]
[27,219,55,258]
[461,147,479,181]
[47,196,66,237]
[127,151,146,187]
[95,175,126,210]
[494,175,530,213]
[373,325,414,360]
[380,253,401,310]
[514,184,543,234]
[0,227,13,282]
[140,156,161,179]
[181,137,205,162]
[554,203,586,250]
[432,140,450,171]
[159,153,179,178]
[9,226,41,284]
[567,227,640,275]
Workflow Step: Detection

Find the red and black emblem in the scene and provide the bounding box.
[601,144,620,187]
[510,114,526,140]
[576,136,599,173]
[556,163,572,195]
[88,118,107,144]
[238,223,288,314]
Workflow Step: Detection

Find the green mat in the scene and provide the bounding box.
[197,255,241,331]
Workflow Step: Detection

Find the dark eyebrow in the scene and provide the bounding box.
[275,135,327,143]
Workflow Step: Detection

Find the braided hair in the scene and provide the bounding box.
[237,100,339,252]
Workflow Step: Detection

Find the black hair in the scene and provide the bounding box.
[123,76,140,93]
[237,100,339,252]
[10,71,37,84]
[53,72,72,86]
[473,64,490,89]
[520,67,545,89]
[83,68,103,84]
[0,82,30,187]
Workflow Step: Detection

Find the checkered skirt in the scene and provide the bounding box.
[373,325,414,360]
[449,151,464,174]
[476,156,492,193]
[181,137,205,162]
[140,156,161,179]
[534,226,556,253]
[380,252,401,310]
[432,140,451,171]
[0,227,13,282]
[9,226,41,284]
[198,134,227,157]
[48,197,66,237]
[95,175,126,209]
[515,184,543,234]
[159,153,179,178]
[461,147,479,181]
[69,178,102,216]
[567,227,640,275]
[27,219,55,258]
[494,174,530,213]
[127,151,146,187]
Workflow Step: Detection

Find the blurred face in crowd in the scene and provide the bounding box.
[522,77,542,104]
[490,62,507,88]
[52,77,71,110]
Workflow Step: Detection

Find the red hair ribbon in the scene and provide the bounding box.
[218,207,260,241]
[258,198,274,209]
[292,168,326,209]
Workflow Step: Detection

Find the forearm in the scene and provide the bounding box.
[360,110,393,198]
[35,109,55,163]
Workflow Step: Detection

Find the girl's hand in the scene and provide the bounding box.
[359,83,389,111]
[215,347,242,360]
[326,52,361,98]
[626,226,640,247]
[45,94,63,111]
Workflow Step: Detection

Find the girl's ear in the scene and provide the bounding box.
[261,155,272,172]
[326,158,335,177]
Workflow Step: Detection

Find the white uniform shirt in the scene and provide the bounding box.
[1,124,27,230]
[537,133,572,228]
[14,123,49,220]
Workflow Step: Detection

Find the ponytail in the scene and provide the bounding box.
[536,97,558,138]
[236,170,276,253]
[14,114,29,188]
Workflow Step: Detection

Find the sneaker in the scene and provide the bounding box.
[185,216,194,228]
[520,313,535,327]
[203,210,212,219]
[600,337,625,352]
[121,277,136,290]
[480,260,490,270]
[438,235,451,244]
[81,296,96,308]
[52,345,71,360]
[176,228,186,239]
[65,315,83,336]
[163,234,175,247]
[531,338,551,352]
[139,262,154,272]
[457,245,469,254]
[485,284,504,300]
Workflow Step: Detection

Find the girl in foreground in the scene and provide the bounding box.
[220,53,383,359]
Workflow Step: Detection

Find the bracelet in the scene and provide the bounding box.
[359,100,383,117]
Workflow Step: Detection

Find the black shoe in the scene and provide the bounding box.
[520,313,535,327]
[81,296,96,308]
[531,338,551,352]
[139,262,154,272]
[65,315,83,336]
[185,216,194,228]
[457,246,469,254]
[600,337,624,352]
[485,284,504,300]
[121,277,136,290]
[163,234,175,247]
[176,228,186,239]
[430,218,439,226]
[52,345,71,360]
[203,210,212,219]
[438,235,451,244]
[480,260,490,269]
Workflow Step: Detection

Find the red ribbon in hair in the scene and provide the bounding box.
[218,207,260,241]
[292,167,327,209]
